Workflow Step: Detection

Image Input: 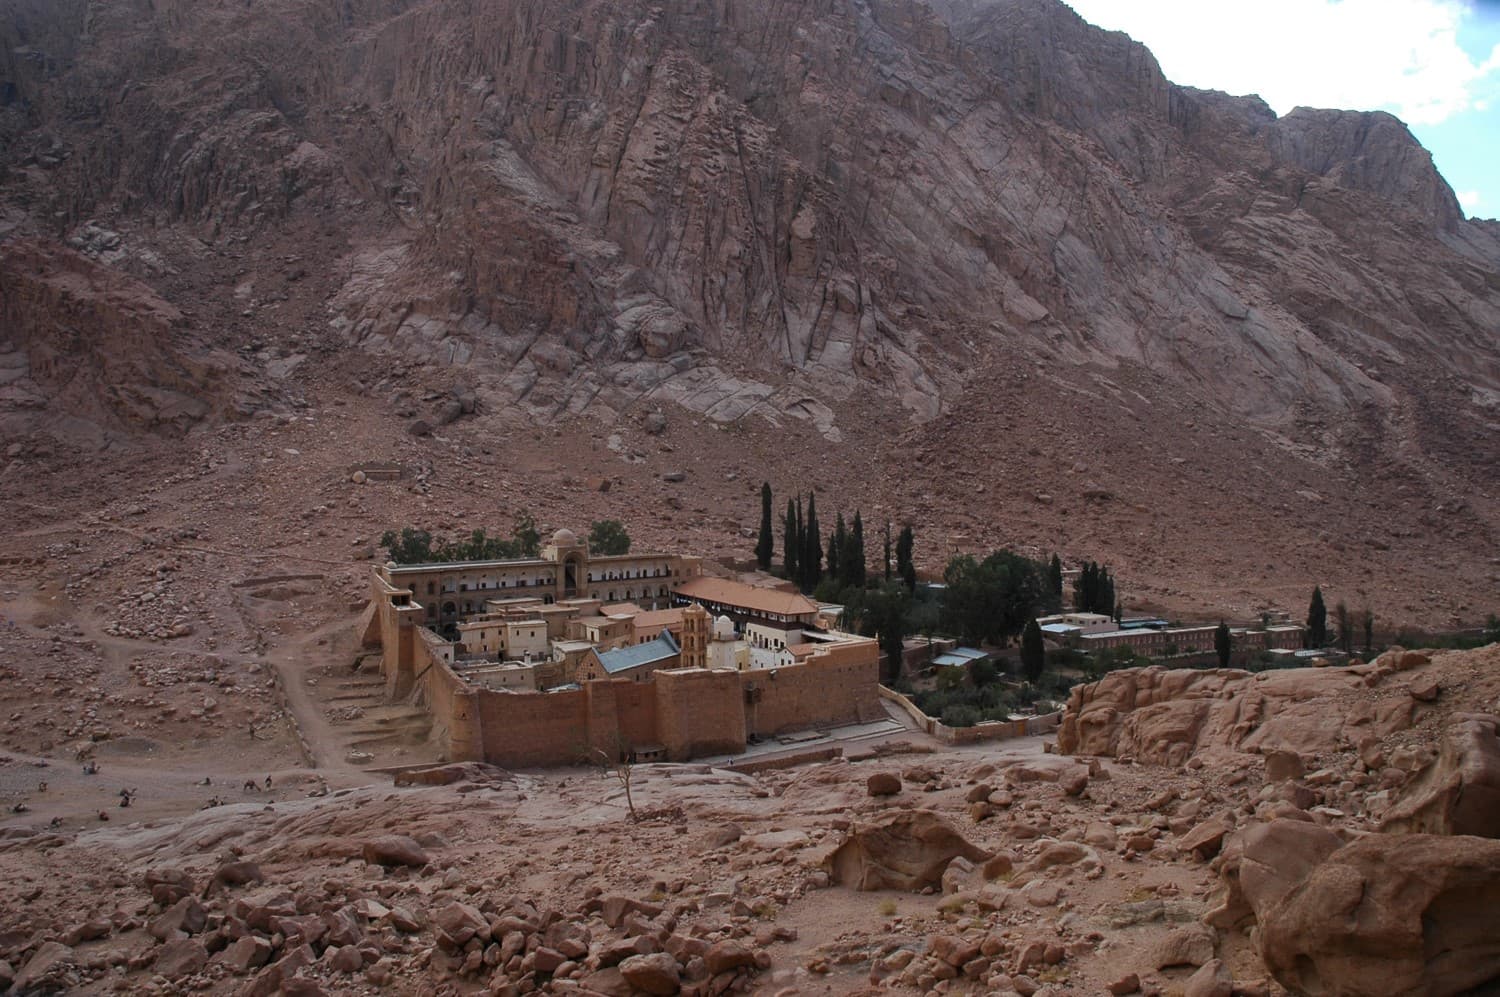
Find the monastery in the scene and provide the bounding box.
[362,528,883,767]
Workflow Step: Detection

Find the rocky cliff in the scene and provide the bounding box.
[0,0,1497,620]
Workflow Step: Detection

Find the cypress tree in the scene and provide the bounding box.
[1021,619,1046,683]
[828,512,846,586]
[783,499,799,581]
[1362,608,1374,652]
[883,521,893,581]
[896,525,916,591]
[1214,621,1231,668]
[1336,600,1352,653]
[1048,554,1063,600]
[851,511,866,588]
[1306,585,1327,647]
[803,493,822,590]
[756,482,774,570]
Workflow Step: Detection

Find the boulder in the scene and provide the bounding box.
[155,938,210,976]
[1184,958,1233,997]
[1382,718,1500,838]
[434,902,488,947]
[866,772,902,796]
[149,896,207,940]
[1263,750,1305,783]
[361,835,430,868]
[216,935,274,974]
[1206,819,1343,931]
[1149,924,1216,969]
[825,811,991,891]
[703,939,757,975]
[620,952,682,994]
[1107,972,1141,995]
[1258,834,1500,997]
[1178,815,1234,860]
[13,942,77,993]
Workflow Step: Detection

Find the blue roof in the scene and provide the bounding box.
[949,647,989,661]
[596,630,680,675]
[1040,623,1079,634]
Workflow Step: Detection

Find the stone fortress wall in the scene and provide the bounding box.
[364,550,883,768]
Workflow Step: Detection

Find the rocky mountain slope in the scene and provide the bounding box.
[1,0,1497,623]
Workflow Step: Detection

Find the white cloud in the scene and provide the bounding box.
[1457,189,1482,208]
[1063,0,1500,126]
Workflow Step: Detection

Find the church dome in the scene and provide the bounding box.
[551,527,578,547]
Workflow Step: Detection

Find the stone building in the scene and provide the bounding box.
[380,528,703,633]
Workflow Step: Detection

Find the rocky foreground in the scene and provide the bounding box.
[1,643,1498,995]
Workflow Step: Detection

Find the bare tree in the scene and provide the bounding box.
[586,741,638,822]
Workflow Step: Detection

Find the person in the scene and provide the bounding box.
[37,780,47,792]
[264,775,273,789]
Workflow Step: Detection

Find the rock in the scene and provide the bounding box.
[216,935,274,974]
[1149,923,1216,969]
[644,412,668,435]
[662,470,686,483]
[62,917,111,945]
[1107,972,1141,995]
[825,810,992,891]
[1085,822,1119,850]
[866,772,902,797]
[1383,718,1500,837]
[13,942,76,993]
[145,865,194,905]
[1263,750,1305,783]
[150,896,207,940]
[1060,768,1089,796]
[210,859,264,891]
[704,939,757,975]
[601,895,664,928]
[326,945,365,973]
[1178,815,1234,860]
[1185,959,1233,997]
[408,419,432,437]
[155,938,210,976]
[1408,677,1440,702]
[1024,840,1095,872]
[1258,834,1500,997]
[1206,819,1344,931]
[361,835,430,868]
[619,952,682,994]
[434,902,489,947]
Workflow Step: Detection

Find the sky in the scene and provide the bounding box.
[1062,0,1500,219]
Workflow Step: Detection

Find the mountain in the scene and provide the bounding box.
[1,0,1497,623]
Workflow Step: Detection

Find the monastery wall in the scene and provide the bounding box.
[655,669,746,760]
[748,641,881,737]
[476,687,591,768]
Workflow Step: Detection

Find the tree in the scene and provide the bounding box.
[756,482,775,570]
[1047,554,1063,610]
[1306,586,1328,648]
[862,582,910,685]
[941,551,1048,646]
[1214,621,1231,668]
[883,521,893,582]
[587,745,638,822]
[1073,561,1116,615]
[1021,619,1046,683]
[801,493,823,591]
[513,513,541,557]
[380,527,435,564]
[1363,608,1375,652]
[828,512,846,585]
[850,511,867,589]
[783,498,799,580]
[1335,600,1353,653]
[588,520,631,555]
[896,525,916,592]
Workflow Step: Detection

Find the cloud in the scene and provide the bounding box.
[1063,0,1500,126]
[1457,189,1482,208]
